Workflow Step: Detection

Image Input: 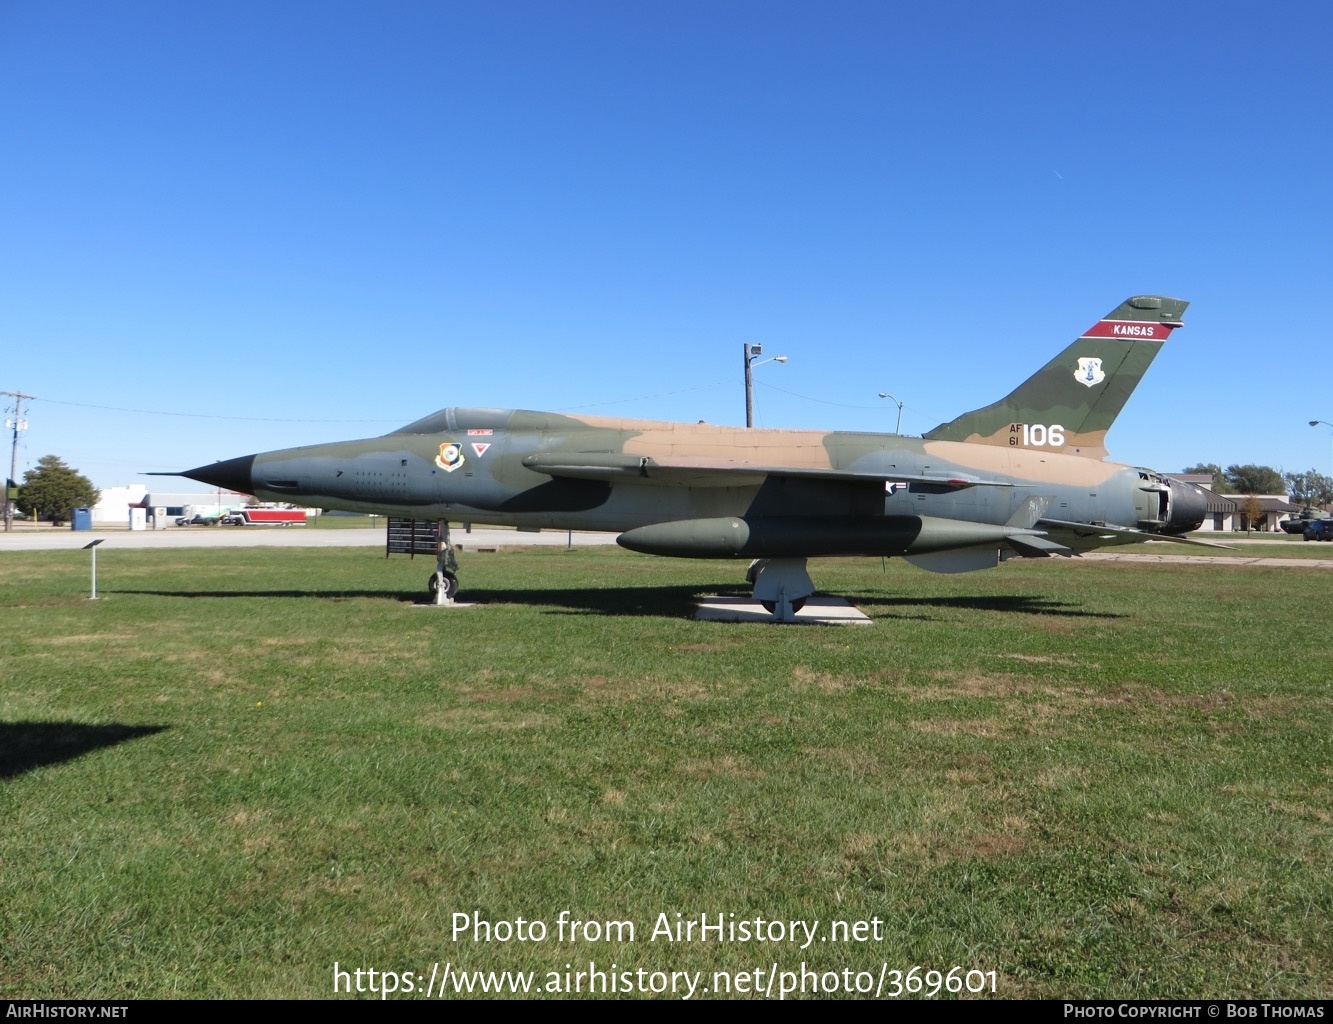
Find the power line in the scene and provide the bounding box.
[555,379,733,412]
[753,379,943,428]
[753,379,893,411]
[31,395,401,424]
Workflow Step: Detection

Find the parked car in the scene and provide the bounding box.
[175,514,220,526]
[1302,520,1333,542]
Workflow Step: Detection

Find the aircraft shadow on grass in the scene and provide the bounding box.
[849,594,1129,621]
[447,584,720,616]
[451,587,1124,620]
[0,722,167,781]
[109,584,718,616]
[110,588,417,602]
[109,585,1121,620]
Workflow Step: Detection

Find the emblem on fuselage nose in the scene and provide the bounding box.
[1074,357,1105,387]
[435,443,465,472]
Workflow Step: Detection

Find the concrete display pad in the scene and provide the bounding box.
[694,595,872,625]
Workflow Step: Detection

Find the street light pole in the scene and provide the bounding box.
[878,392,904,435]
[744,343,757,429]
[743,344,788,428]
[1310,420,1333,502]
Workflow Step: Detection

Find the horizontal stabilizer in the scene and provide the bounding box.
[1038,518,1235,551]
[1005,534,1073,558]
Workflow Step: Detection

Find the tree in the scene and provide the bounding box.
[1284,468,1333,506]
[1241,493,1263,533]
[1181,463,1225,492]
[1224,464,1285,495]
[16,456,100,524]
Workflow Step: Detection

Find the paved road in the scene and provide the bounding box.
[0,526,620,552]
[4,527,1330,568]
[1079,551,1333,569]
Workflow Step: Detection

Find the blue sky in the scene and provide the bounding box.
[3,2,1332,492]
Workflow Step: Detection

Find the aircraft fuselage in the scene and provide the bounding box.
[202,406,1203,553]
[163,296,1208,613]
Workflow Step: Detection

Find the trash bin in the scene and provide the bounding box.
[72,507,92,531]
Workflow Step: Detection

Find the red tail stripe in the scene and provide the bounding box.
[1081,320,1179,341]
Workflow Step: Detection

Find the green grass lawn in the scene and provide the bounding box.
[1,547,1329,999]
[1102,534,1333,559]
[308,513,384,529]
[1199,537,1333,558]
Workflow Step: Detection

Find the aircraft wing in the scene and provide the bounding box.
[521,453,1018,490]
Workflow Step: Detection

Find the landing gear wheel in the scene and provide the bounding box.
[760,598,806,615]
[427,570,459,599]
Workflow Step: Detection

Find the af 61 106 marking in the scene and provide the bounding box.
[1009,423,1066,447]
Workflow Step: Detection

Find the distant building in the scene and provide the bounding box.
[91,484,252,524]
[91,484,149,524]
[1167,475,1300,532]
[1216,494,1302,532]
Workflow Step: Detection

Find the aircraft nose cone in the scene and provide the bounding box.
[181,454,256,494]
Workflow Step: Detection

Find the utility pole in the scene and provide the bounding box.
[3,390,34,533]
[1311,420,1333,504]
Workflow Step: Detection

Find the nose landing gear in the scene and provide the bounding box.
[427,568,459,602]
[427,522,460,605]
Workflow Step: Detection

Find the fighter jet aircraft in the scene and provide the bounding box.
[163,295,1210,618]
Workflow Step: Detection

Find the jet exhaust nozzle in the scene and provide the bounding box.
[1162,478,1207,535]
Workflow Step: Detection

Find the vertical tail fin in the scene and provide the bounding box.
[922,295,1188,458]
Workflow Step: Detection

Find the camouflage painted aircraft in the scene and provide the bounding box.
[165,295,1210,618]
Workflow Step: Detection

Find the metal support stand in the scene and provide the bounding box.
[748,557,815,622]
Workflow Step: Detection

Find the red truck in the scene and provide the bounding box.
[221,509,307,526]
